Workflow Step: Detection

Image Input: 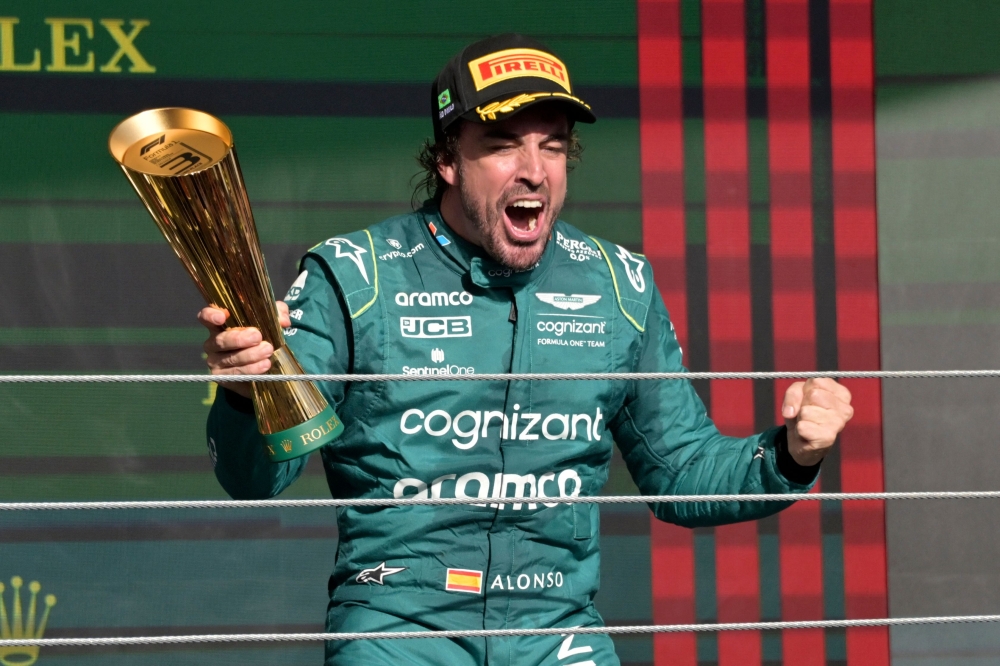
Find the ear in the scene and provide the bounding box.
[438,156,459,187]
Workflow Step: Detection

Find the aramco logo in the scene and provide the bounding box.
[0,576,57,666]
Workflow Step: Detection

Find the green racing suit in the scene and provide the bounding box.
[207,205,819,665]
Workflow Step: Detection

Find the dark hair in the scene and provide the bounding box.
[411,121,584,209]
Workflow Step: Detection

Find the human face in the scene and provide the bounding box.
[438,105,570,270]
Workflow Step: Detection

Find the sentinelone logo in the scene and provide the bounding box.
[0,18,155,73]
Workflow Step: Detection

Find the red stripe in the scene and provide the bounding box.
[765,1,825,664]
[639,0,688,339]
[828,1,889,664]
[638,3,697,665]
[702,2,760,664]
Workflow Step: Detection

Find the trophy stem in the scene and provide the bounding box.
[254,347,343,461]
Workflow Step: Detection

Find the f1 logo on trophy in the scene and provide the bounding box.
[108,108,343,461]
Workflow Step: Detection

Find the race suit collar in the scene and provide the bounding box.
[418,204,554,288]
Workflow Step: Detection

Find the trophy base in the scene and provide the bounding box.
[262,404,343,462]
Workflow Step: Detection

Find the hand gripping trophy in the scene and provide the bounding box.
[108,108,342,461]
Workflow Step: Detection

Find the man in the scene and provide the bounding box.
[200,34,853,666]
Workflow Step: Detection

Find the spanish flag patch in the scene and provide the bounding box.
[445,568,483,594]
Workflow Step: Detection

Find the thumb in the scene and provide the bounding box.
[782,382,804,421]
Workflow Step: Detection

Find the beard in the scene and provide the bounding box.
[456,169,563,271]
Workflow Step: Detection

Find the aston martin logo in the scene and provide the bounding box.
[535,293,601,311]
[355,562,406,585]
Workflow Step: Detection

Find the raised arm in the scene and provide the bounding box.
[609,286,849,527]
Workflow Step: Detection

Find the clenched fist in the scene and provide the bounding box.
[781,378,853,467]
[197,301,291,399]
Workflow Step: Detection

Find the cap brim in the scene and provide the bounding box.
[461,91,596,125]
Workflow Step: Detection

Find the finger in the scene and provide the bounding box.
[203,327,263,354]
[830,381,852,404]
[276,301,292,328]
[802,387,838,410]
[207,341,274,370]
[782,382,805,419]
[808,377,852,405]
[197,306,230,331]
[211,357,272,377]
[794,420,838,449]
[797,404,841,426]
[800,389,854,426]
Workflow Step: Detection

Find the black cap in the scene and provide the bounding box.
[431,33,596,141]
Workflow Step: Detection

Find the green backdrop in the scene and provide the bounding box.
[0,2,650,664]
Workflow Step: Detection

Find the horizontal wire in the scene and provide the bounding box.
[3,491,1000,511]
[3,369,1000,382]
[3,614,999,646]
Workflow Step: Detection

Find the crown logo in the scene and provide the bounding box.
[0,577,56,666]
[280,439,293,453]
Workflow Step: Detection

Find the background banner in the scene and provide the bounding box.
[2,1,999,665]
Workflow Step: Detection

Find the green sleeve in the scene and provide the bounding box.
[206,254,350,499]
[609,285,818,527]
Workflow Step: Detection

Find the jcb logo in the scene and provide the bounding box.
[400,316,472,339]
[0,17,155,73]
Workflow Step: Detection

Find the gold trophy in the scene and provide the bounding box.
[108,108,342,462]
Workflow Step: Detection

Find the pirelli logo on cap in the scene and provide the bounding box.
[468,48,571,93]
[445,568,483,594]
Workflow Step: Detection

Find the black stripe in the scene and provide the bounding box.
[0,74,638,118]
[809,12,845,652]
[0,520,338,543]
[876,73,1000,86]
[809,0,841,501]
[0,243,307,329]
[685,243,711,408]
[0,345,204,371]
[0,454,327,476]
[746,0,775,437]
[682,86,831,119]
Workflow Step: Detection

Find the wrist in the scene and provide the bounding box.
[776,426,822,485]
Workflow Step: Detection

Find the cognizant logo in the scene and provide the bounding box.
[536,319,607,336]
[399,405,604,449]
[393,468,583,511]
[396,291,473,307]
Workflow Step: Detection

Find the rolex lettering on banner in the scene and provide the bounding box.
[0,17,156,73]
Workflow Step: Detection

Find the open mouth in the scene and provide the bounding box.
[503,199,546,242]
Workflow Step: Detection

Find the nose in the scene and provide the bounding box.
[515,144,545,188]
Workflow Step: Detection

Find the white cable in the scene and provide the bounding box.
[3,369,1000,383]
[4,614,999,646]
[2,491,999,512]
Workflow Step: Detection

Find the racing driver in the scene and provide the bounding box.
[199,34,854,666]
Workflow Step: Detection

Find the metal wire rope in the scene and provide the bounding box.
[1,491,999,511]
[3,369,1000,382]
[3,614,1000,647]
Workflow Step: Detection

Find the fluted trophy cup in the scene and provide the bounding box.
[108,108,342,462]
